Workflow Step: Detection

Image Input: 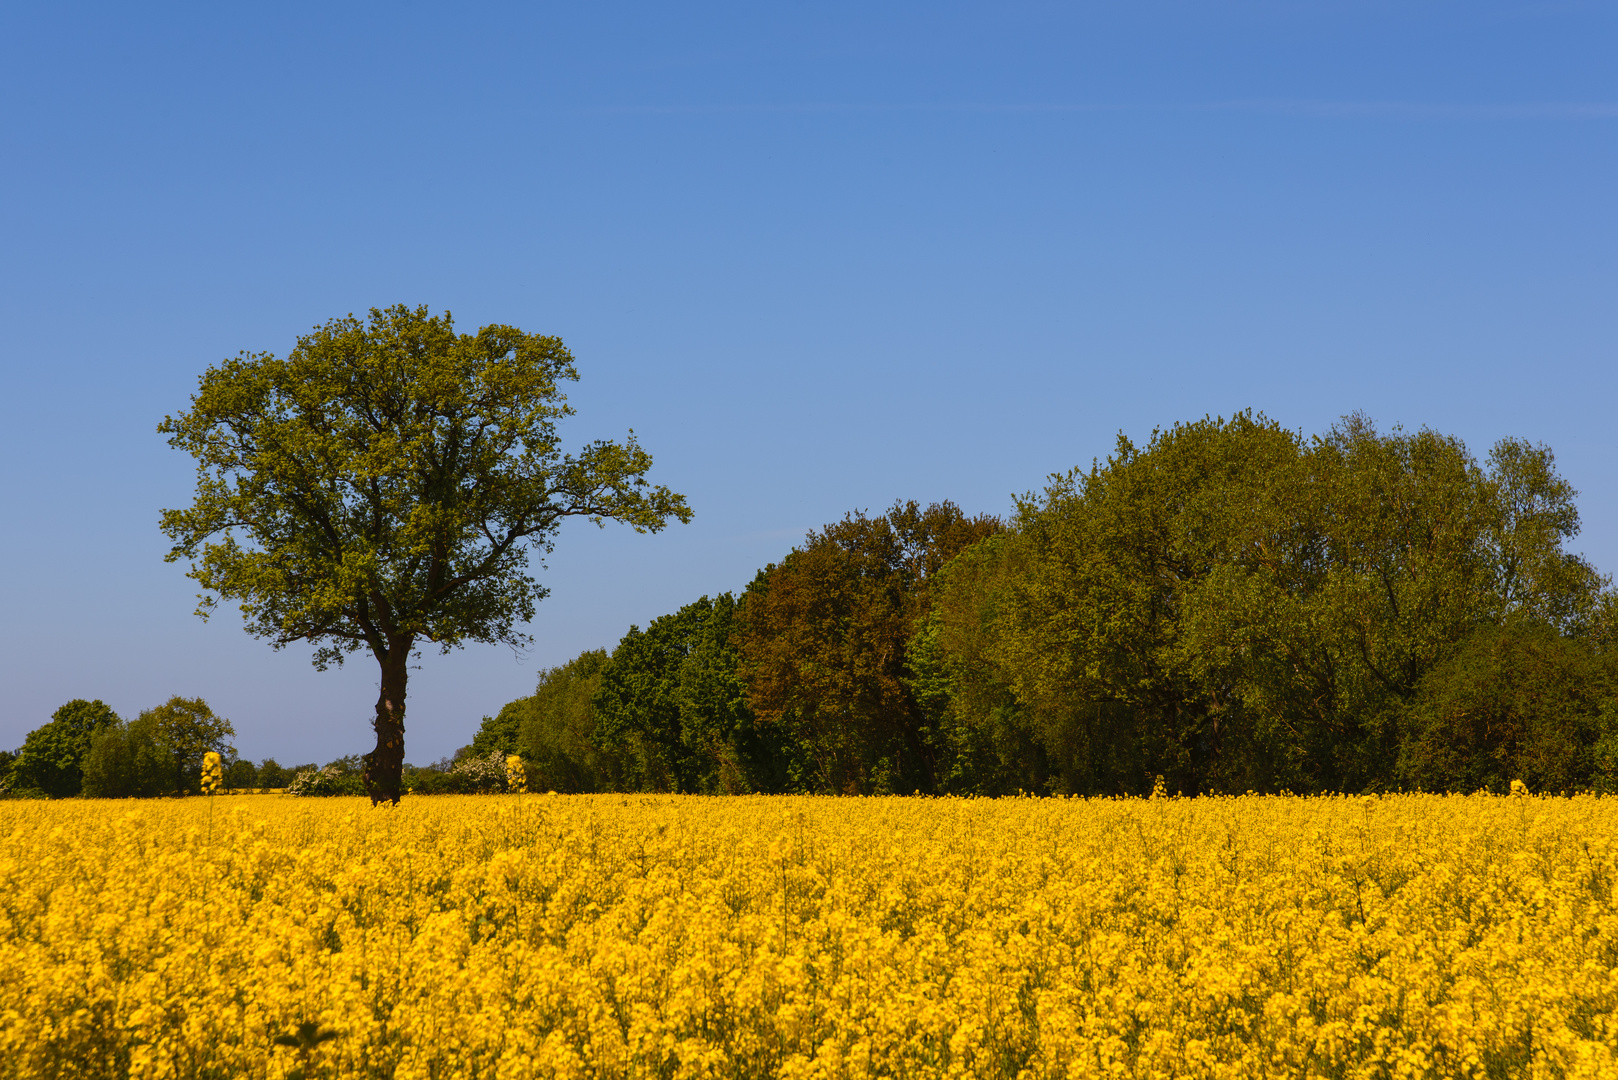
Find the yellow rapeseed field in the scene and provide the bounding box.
[1,793,1615,1080]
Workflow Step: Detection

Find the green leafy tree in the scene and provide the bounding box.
[158,304,690,803]
[477,649,614,792]
[928,413,1612,794]
[82,710,185,798]
[469,707,522,758]
[906,536,1050,795]
[1398,621,1615,793]
[593,594,775,793]
[257,758,293,788]
[519,649,614,792]
[223,758,258,789]
[141,696,237,792]
[959,416,1302,794]
[10,699,122,797]
[1171,419,1606,791]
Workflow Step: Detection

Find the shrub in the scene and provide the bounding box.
[285,766,366,797]
[403,751,512,795]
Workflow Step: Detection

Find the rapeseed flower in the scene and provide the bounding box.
[200,750,223,795]
[0,793,1613,1078]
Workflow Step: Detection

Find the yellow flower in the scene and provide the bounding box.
[200,751,224,795]
[1,791,1614,1078]
[504,755,526,794]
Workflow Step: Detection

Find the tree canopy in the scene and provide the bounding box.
[733,500,1001,794]
[81,696,237,798]
[593,593,769,793]
[470,414,1617,799]
[927,413,1614,794]
[159,304,690,802]
[8,699,121,797]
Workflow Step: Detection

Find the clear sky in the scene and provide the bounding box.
[2,1,1615,766]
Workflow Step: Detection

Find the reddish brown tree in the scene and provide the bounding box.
[734,500,999,793]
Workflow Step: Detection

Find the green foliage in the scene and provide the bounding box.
[158,304,690,803]
[10,700,122,797]
[80,698,236,798]
[927,413,1613,794]
[147,697,238,793]
[257,759,294,788]
[1398,621,1616,793]
[285,767,367,796]
[224,758,258,789]
[471,415,1615,799]
[469,707,520,758]
[593,595,779,793]
[511,649,613,792]
[1594,701,1618,795]
[82,713,178,798]
[398,751,510,795]
[906,610,1048,796]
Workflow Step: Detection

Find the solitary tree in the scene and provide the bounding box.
[160,305,691,803]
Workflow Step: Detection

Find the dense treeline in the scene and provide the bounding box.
[10,413,1615,799]
[476,414,1618,796]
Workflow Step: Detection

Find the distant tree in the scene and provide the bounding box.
[927,413,1613,794]
[593,594,776,793]
[906,535,1049,795]
[1398,621,1615,793]
[137,697,238,793]
[515,649,613,792]
[735,501,1000,794]
[256,758,293,788]
[469,707,522,758]
[159,304,690,803]
[224,758,258,789]
[82,712,179,798]
[10,699,122,797]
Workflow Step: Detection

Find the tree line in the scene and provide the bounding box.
[0,696,505,799]
[1,697,247,798]
[473,414,1618,797]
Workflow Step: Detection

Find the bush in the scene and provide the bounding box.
[403,751,512,795]
[286,766,367,797]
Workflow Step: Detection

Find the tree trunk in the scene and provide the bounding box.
[362,641,411,804]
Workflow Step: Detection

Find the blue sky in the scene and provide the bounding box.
[2,1,1615,765]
